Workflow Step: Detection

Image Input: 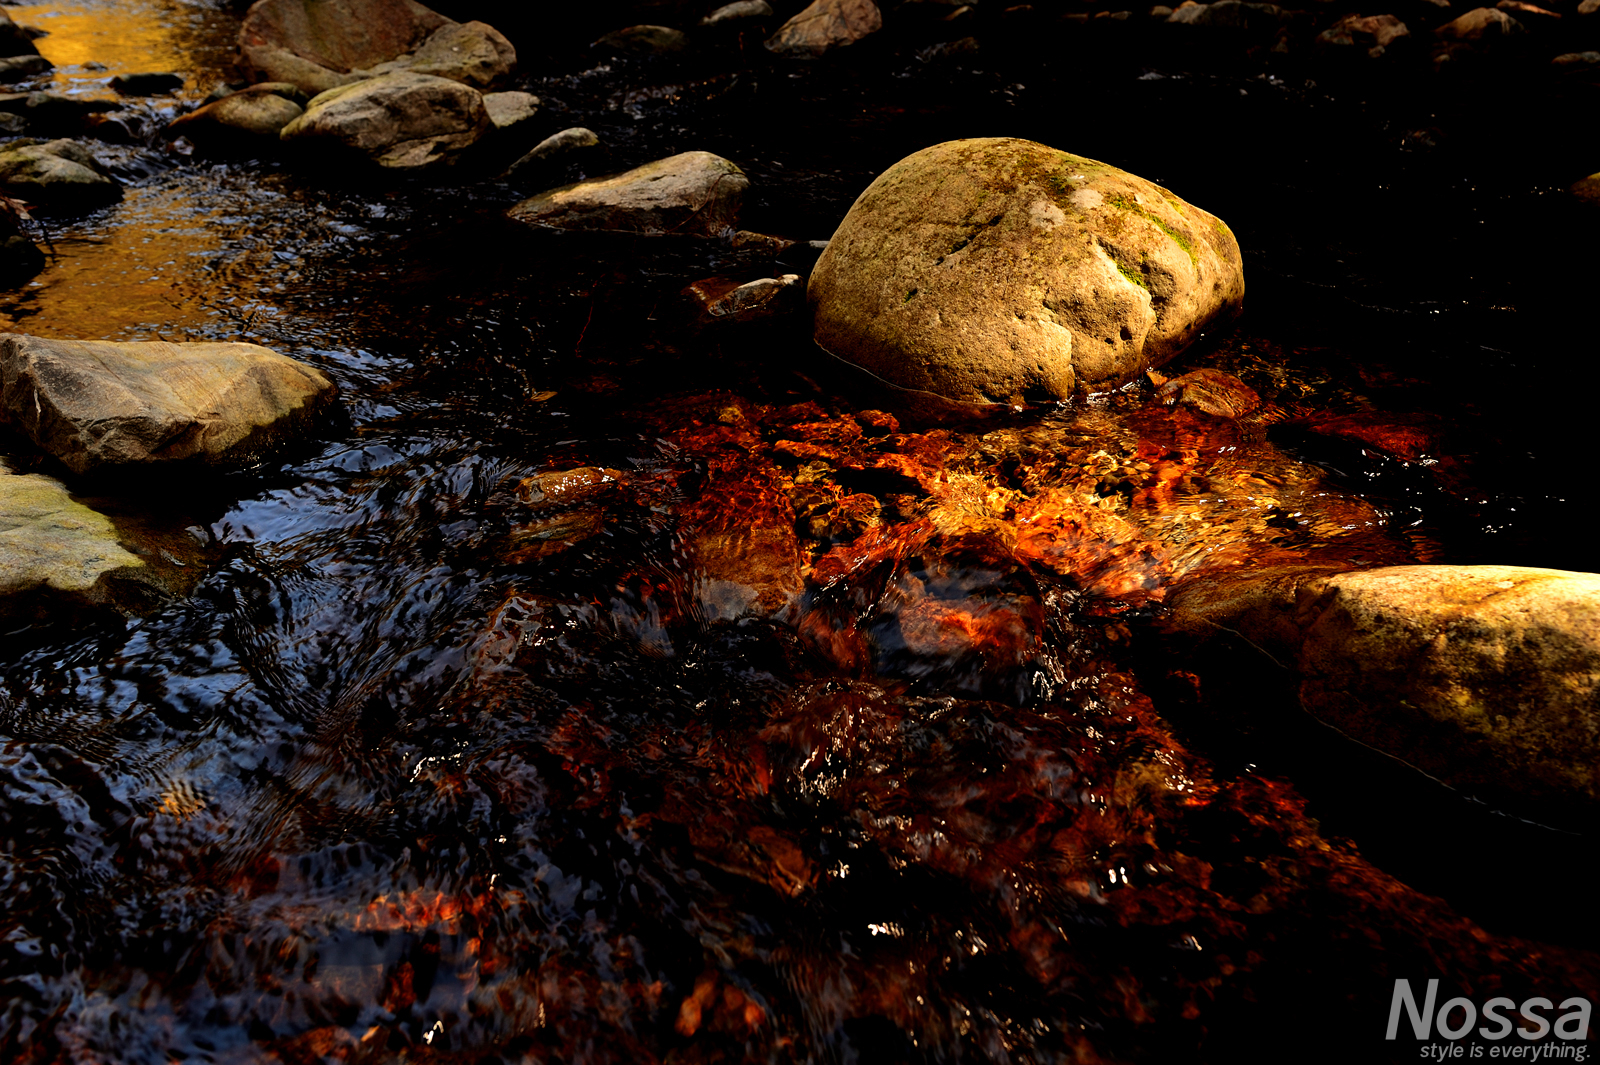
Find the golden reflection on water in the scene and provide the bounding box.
[0,1,273,341]
[8,0,236,93]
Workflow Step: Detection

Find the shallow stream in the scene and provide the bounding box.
[2,2,1599,1062]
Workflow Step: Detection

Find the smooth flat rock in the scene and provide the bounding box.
[482,90,539,131]
[0,139,121,212]
[765,0,883,57]
[0,334,336,474]
[279,71,490,169]
[508,151,748,236]
[808,137,1245,403]
[0,464,143,624]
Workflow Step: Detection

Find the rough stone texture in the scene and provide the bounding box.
[1435,6,1527,38]
[0,139,121,212]
[0,334,336,474]
[703,1,776,26]
[167,85,305,144]
[1167,563,1600,814]
[482,90,539,131]
[1583,0,1600,15]
[239,0,513,94]
[594,25,692,55]
[765,0,883,57]
[1317,13,1410,53]
[240,0,448,93]
[0,464,143,624]
[508,151,748,236]
[1166,0,1291,30]
[808,138,1245,403]
[280,71,490,170]
[360,21,517,89]
[1299,566,1600,811]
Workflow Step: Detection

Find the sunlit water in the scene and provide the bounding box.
[1,3,1598,1063]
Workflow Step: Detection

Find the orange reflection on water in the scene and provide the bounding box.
[8,0,237,94]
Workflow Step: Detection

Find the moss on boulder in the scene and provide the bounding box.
[808,138,1245,403]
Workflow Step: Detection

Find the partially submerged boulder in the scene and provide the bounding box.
[0,55,51,83]
[279,71,490,169]
[766,0,883,57]
[508,151,748,236]
[594,25,693,56]
[808,137,1245,403]
[239,0,514,95]
[0,334,336,474]
[0,464,144,625]
[0,139,121,212]
[166,84,305,147]
[1168,563,1600,817]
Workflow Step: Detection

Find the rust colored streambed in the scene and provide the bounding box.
[2,2,1600,1063]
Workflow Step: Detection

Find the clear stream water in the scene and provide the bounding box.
[1,2,1598,1063]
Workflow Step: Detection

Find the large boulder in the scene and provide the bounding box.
[0,335,336,474]
[0,9,39,59]
[0,463,143,624]
[765,0,883,57]
[508,151,748,236]
[808,138,1245,404]
[279,71,490,169]
[0,139,121,212]
[1168,564,1600,817]
[238,0,513,95]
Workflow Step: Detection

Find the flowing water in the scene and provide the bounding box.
[2,2,1599,1063]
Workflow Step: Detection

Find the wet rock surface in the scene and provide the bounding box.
[508,149,750,235]
[279,70,491,169]
[0,137,120,210]
[0,334,336,473]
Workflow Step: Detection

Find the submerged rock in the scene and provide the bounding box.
[239,0,514,95]
[167,84,306,147]
[0,464,144,625]
[0,139,121,212]
[111,72,185,96]
[508,151,748,236]
[703,1,776,27]
[503,126,603,186]
[0,334,336,474]
[594,25,692,56]
[808,137,1245,403]
[766,0,883,57]
[685,273,805,327]
[279,71,490,170]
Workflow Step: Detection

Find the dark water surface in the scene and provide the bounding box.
[3,2,1599,1063]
